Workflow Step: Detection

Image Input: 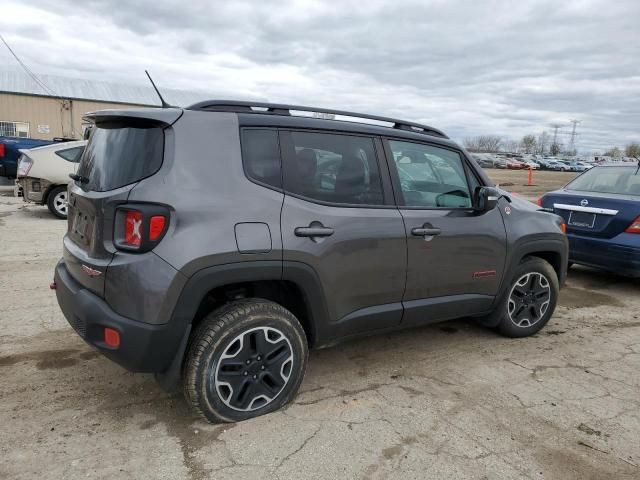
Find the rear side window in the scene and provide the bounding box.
[55,146,84,163]
[282,131,383,206]
[76,124,164,192]
[241,129,282,189]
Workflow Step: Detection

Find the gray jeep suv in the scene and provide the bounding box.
[54,101,568,423]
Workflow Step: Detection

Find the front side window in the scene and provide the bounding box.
[388,140,472,208]
[283,131,383,206]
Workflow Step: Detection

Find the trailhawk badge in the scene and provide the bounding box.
[82,265,102,277]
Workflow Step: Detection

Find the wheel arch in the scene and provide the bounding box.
[156,260,329,391]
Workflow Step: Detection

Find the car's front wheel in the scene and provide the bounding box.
[495,257,559,337]
[183,299,308,423]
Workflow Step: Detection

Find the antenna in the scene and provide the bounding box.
[145,70,173,108]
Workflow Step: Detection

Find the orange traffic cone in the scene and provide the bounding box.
[525,167,536,186]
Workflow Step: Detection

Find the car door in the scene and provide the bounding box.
[279,130,407,342]
[384,138,507,327]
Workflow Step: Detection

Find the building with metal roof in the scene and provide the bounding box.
[0,69,210,140]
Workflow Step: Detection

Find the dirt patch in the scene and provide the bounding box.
[0,348,101,369]
[545,330,566,335]
[578,423,602,436]
[559,286,625,309]
[439,326,458,334]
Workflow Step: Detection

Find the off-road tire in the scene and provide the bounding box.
[496,257,559,337]
[183,299,308,423]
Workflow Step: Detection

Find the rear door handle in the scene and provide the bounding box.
[411,226,442,237]
[295,225,334,238]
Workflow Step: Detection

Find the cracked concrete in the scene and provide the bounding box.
[1,193,639,479]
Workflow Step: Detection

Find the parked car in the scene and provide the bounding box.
[506,158,527,169]
[569,161,591,172]
[522,160,540,170]
[53,101,568,423]
[493,157,507,168]
[548,160,572,172]
[471,154,494,168]
[539,164,640,277]
[16,141,86,218]
[0,136,59,179]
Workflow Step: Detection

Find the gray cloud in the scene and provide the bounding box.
[1,0,639,152]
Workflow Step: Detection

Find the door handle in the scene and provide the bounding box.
[295,224,334,238]
[411,225,441,237]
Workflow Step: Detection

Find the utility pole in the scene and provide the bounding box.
[550,124,563,146]
[568,119,581,154]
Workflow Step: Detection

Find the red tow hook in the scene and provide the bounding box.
[49,282,57,290]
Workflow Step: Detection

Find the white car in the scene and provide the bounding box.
[16,140,86,218]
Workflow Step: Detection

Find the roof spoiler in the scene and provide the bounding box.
[82,108,183,128]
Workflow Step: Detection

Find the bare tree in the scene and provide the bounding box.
[604,146,623,158]
[463,137,480,152]
[625,142,640,157]
[463,135,502,153]
[502,139,520,153]
[520,135,537,154]
[550,142,563,156]
[537,131,550,155]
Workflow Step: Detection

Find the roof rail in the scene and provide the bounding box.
[186,100,448,139]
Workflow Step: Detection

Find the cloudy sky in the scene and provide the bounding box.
[1,0,638,152]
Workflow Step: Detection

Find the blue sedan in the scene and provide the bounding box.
[539,164,640,277]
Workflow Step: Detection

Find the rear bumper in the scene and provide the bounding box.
[54,260,185,372]
[568,233,640,277]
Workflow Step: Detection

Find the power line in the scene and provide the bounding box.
[0,33,76,137]
[0,33,59,98]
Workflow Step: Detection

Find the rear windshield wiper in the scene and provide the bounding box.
[69,173,89,183]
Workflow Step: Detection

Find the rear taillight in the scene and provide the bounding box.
[149,215,166,241]
[536,197,543,207]
[0,144,5,157]
[625,216,640,234]
[17,156,33,177]
[124,210,143,247]
[114,205,169,252]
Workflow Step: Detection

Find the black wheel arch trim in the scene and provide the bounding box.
[483,236,567,327]
[161,260,330,389]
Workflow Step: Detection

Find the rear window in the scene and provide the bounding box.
[567,166,640,196]
[76,124,164,192]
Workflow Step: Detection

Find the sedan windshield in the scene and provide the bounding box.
[567,166,640,196]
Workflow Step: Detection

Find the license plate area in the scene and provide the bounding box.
[568,211,596,228]
[71,209,93,245]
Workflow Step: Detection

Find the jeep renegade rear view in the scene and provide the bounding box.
[54,101,568,422]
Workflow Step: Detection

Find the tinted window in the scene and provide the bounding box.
[567,166,640,196]
[76,125,164,192]
[241,129,281,188]
[55,146,84,163]
[389,140,472,208]
[283,131,383,205]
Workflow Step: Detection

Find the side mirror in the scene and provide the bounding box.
[474,186,500,211]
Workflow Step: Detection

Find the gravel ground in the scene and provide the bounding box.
[1,179,639,479]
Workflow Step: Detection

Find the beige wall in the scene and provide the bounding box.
[0,93,149,140]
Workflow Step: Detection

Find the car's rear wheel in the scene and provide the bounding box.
[183,299,308,423]
[495,257,559,337]
[47,186,68,219]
